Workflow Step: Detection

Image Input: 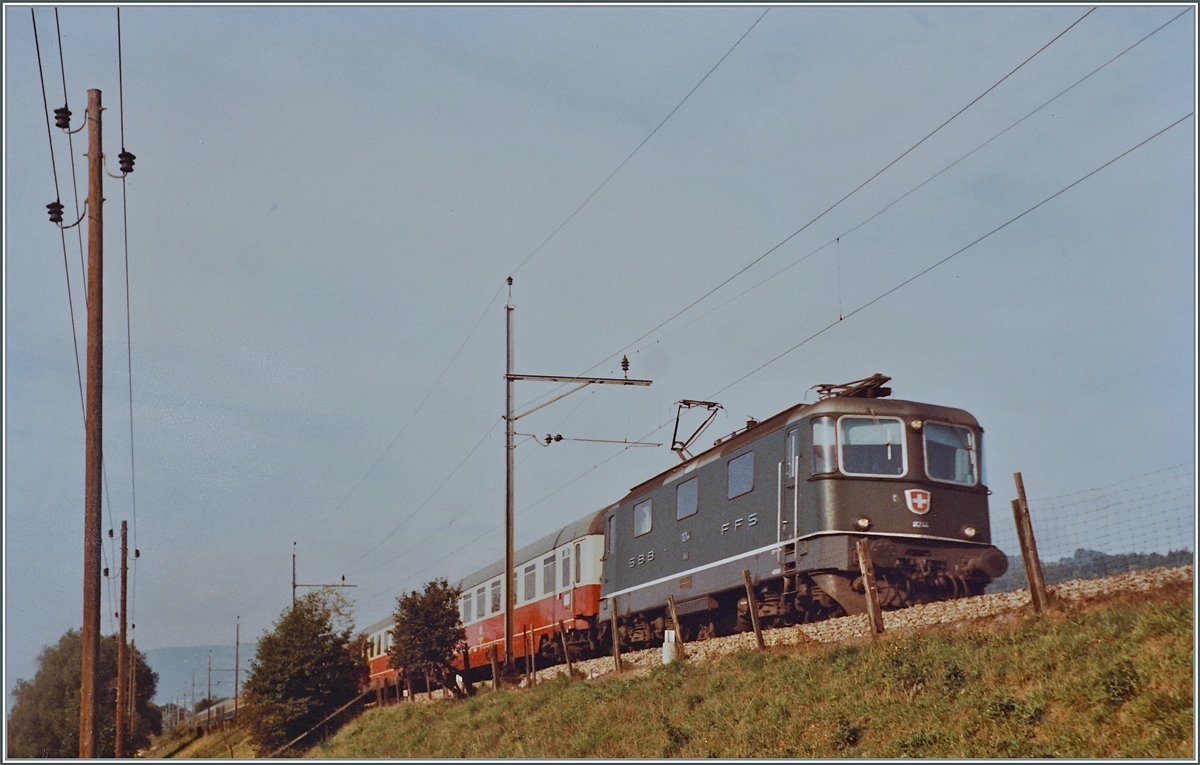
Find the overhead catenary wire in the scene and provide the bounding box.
[509,7,771,279]
[513,5,1098,416]
[510,110,1195,522]
[347,385,598,598]
[630,5,1194,359]
[292,283,506,545]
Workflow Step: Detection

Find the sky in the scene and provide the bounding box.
[4,4,1195,710]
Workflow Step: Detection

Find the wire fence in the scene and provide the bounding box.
[987,462,1194,593]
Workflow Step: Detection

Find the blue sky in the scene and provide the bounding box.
[5,4,1194,709]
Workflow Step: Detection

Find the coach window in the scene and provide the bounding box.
[839,416,906,476]
[544,555,557,593]
[633,499,653,537]
[728,451,755,498]
[811,417,837,474]
[575,542,581,583]
[676,477,698,520]
[490,580,501,613]
[476,587,486,619]
[461,593,472,624]
[924,422,977,485]
[562,548,572,588]
[524,564,537,601]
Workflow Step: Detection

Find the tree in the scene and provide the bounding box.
[6,629,161,758]
[389,578,470,698]
[242,589,366,754]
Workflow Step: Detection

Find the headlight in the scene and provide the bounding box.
[963,526,977,538]
[855,516,872,530]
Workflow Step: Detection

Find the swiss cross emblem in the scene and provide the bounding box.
[905,489,931,515]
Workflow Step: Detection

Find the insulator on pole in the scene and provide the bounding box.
[47,200,64,223]
[54,105,72,129]
[118,150,135,174]
[621,355,630,377]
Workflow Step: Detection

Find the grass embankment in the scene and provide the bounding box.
[311,583,1192,758]
[152,724,255,758]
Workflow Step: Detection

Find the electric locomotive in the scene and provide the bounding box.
[597,374,1007,647]
[438,374,1006,677]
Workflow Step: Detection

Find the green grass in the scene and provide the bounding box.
[298,583,1190,757]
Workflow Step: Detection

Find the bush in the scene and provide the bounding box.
[242,590,366,754]
[7,630,160,757]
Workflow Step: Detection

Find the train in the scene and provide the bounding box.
[363,374,1008,688]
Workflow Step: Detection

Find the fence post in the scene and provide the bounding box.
[557,620,574,678]
[855,538,885,636]
[1013,472,1050,611]
[667,594,685,644]
[741,569,766,651]
[527,624,537,687]
[609,607,623,673]
[489,645,500,692]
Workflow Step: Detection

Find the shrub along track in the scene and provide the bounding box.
[524,565,1193,684]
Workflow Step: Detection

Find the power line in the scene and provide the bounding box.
[117,5,140,633]
[509,7,771,278]
[512,6,1098,416]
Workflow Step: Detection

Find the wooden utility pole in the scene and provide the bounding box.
[79,87,104,760]
[116,521,128,757]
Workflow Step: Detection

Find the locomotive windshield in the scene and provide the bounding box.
[838,416,906,476]
[924,422,978,485]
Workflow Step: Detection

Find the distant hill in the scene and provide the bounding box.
[986,548,1193,594]
[143,644,255,708]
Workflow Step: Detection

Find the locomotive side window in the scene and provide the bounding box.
[476,587,485,619]
[543,555,557,593]
[727,451,755,498]
[811,417,837,474]
[676,477,698,520]
[607,515,616,555]
[924,422,977,485]
[524,564,537,601]
[490,580,501,613]
[839,416,906,476]
[633,499,653,537]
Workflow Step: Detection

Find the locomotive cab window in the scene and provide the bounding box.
[727,451,754,498]
[633,499,653,537]
[811,417,837,474]
[838,416,906,477]
[676,477,698,520]
[924,422,978,485]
